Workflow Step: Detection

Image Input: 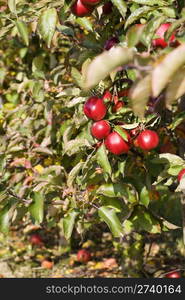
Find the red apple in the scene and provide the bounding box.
[178,169,185,182]
[166,271,181,278]
[71,0,93,17]
[83,96,107,121]
[41,260,53,269]
[118,89,130,98]
[105,131,130,155]
[91,120,111,140]
[137,130,159,150]
[112,101,124,113]
[77,249,91,263]
[30,234,43,246]
[102,90,112,102]
[152,23,175,48]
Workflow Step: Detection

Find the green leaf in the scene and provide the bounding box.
[101,196,123,212]
[96,144,112,176]
[76,18,93,32]
[97,183,128,198]
[171,112,185,130]
[38,8,58,48]
[142,16,167,46]
[125,6,153,29]
[157,153,184,166]
[8,0,17,14]
[60,210,79,240]
[63,138,91,156]
[0,199,17,234]
[16,21,29,46]
[131,0,168,5]
[140,186,150,207]
[127,206,161,233]
[152,44,185,98]
[29,192,44,224]
[98,206,123,237]
[67,162,84,187]
[165,17,185,40]
[160,7,176,18]
[130,75,152,118]
[84,46,134,89]
[126,24,145,48]
[57,24,74,37]
[114,125,128,141]
[71,67,83,88]
[32,56,44,72]
[111,0,127,18]
[165,67,185,106]
[168,165,183,176]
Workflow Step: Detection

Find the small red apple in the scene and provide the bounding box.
[30,234,43,246]
[112,101,124,113]
[137,130,159,150]
[91,120,111,140]
[71,0,93,17]
[118,89,130,98]
[166,271,181,278]
[77,249,91,263]
[152,23,176,48]
[102,90,112,102]
[105,131,130,155]
[178,169,185,182]
[41,260,53,269]
[83,96,107,121]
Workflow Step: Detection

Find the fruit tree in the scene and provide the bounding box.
[0,0,185,277]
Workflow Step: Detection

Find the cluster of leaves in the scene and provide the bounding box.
[0,0,185,277]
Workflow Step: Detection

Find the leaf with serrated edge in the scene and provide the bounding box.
[38,8,58,48]
[96,144,112,176]
[29,192,44,224]
[114,125,128,141]
[111,0,127,18]
[125,6,153,29]
[60,210,79,240]
[16,21,29,46]
[67,162,84,187]
[98,206,123,238]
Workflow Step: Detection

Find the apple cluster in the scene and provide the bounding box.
[83,93,160,155]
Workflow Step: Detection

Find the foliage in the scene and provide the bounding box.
[0,0,185,277]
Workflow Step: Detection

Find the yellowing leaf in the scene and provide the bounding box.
[34,164,44,174]
[152,44,185,97]
[84,46,134,89]
[165,67,185,106]
[130,74,152,118]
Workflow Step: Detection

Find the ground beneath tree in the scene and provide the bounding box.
[0,225,184,278]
